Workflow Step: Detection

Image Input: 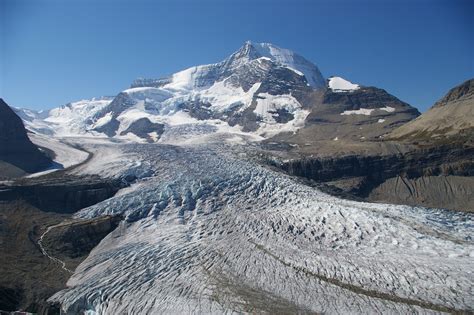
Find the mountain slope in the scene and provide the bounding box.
[390,78,474,142]
[0,99,51,176]
[266,76,420,154]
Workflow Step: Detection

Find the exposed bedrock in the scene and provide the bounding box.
[268,144,474,212]
[0,176,122,214]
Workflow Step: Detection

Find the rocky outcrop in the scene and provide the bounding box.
[266,79,474,212]
[0,99,51,175]
[433,78,474,108]
[120,118,164,142]
[0,176,122,213]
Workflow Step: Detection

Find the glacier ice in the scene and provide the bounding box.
[48,138,474,314]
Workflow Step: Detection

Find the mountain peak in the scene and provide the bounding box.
[225,41,325,88]
[433,78,474,108]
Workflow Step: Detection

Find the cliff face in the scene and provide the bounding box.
[0,176,122,213]
[0,98,51,175]
[268,145,474,212]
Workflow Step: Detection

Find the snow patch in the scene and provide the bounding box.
[380,106,396,113]
[328,77,360,92]
[341,108,374,116]
[92,112,113,128]
[196,81,261,112]
[254,93,301,123]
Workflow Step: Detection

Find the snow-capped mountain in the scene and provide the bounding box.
[17,42,418,145]
[17,42,325,142]
[14,97,114,136]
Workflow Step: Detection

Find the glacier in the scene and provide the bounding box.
[45,136,474,314]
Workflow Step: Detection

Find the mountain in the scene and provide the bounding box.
[0,99,51,177]
[14,97,114,137]
[390,78,474,143]
[17,42,419,145]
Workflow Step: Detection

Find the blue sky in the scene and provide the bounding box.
[1,0,472,111]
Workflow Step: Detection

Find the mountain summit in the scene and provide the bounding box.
[132,41,325,91]
[223,41,326,88]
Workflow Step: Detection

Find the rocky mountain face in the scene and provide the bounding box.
[268,77,420,149]
[390,78,474,143]
[0,99,51,176]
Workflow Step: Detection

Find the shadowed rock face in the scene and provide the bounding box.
[0,99,51,174]
[0,176,122,213]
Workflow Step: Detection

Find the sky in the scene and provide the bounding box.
[1,0,472,112]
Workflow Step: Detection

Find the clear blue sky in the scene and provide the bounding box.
[1,0,472,111]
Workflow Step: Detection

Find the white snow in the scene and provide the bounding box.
[254,93,301,123]
[92,112,112,129]
[254,93,309,137]
[44,98,113,136]
[380,106,396,112]
[16,43,324,143]
[28,133,89,170]
[250,42,325,87]
[328,76,360,92]
[148,132,160,142]
[164,64,216,91]
[284,66,304,76]
[196,81,261,112]
[378,119,386,123]
[341,108,374,116]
